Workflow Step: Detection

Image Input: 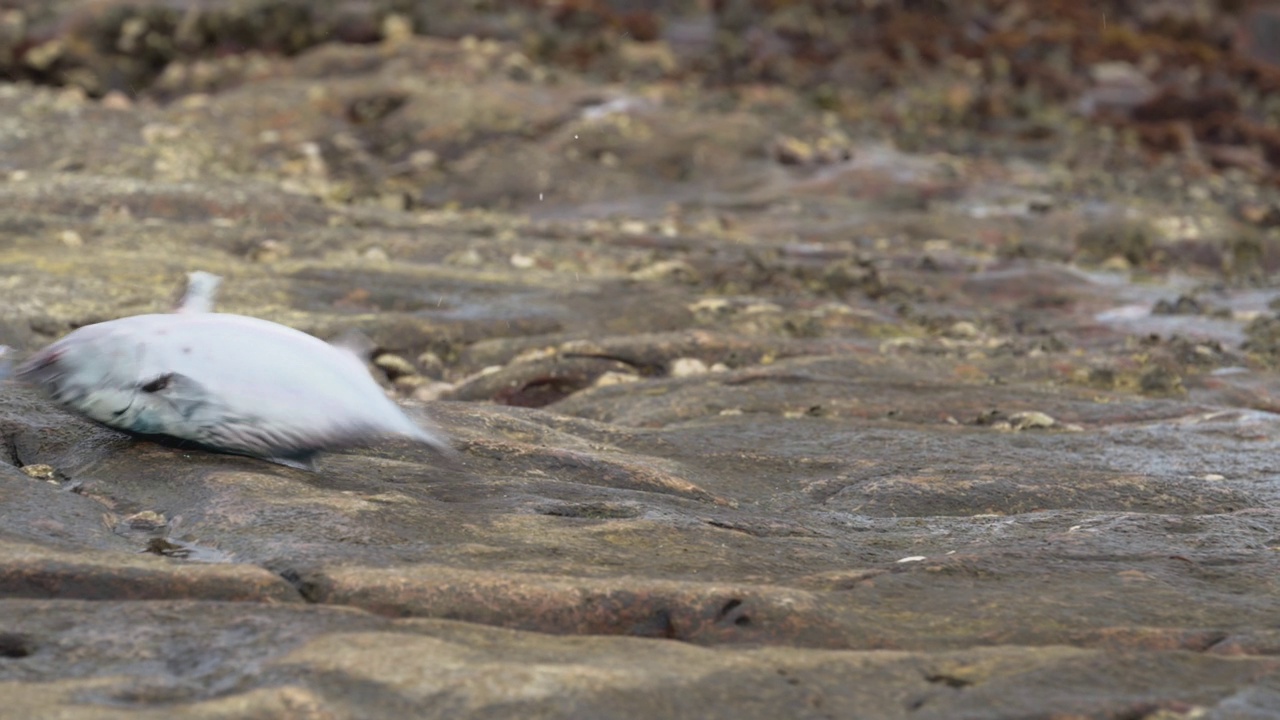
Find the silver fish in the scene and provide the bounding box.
[15,272,454,469]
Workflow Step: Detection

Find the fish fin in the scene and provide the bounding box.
[138,372,220,427]
[176,271,221,313]
[263,454,316,471]
[330,329,377,360]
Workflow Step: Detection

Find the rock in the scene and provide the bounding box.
[669,357,709,376]
[1006,411,1057,431]
[0,7,1278,714]
[7,600,1277,719]
[374,353,418,379]
[415,350,446,379]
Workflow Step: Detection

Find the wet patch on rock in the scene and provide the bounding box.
[3,4,1280,716]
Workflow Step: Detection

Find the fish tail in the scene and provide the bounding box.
[11,346,61,383]
[400,408,460,461]
[414,425,460,460]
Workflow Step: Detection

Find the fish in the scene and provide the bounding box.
[14,272,455,469]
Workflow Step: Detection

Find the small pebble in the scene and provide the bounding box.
[630,259,699,283]
[249,239,289,263]
[374,353,417,379]
[20,464,58,483]
[1007,411,1057,431]
[412,381,455,402]
[593,371,640,388]
[415,351,446,379]
[669,358,709,377]
[124,510,167,531]
[409,149,439,169]
[381,13,414,44]
[392,375,427,392]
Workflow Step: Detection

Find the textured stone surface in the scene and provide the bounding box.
[3,3,1280,718]
[3,601,1280,720]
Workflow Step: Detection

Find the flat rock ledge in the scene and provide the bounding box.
[4,2,1280,718]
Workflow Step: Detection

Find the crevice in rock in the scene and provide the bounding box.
[0,632,35,659]
[275,569,322,604]
[715,598,751,627]
[923,673,972,689]
[628,609,677,639]
[559,352,665,377]
[1,431,21,468]
[1199,632,1233,653]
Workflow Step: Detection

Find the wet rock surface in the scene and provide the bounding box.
[4,2,1280,718]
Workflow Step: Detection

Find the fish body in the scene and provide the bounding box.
[15,274,452,467]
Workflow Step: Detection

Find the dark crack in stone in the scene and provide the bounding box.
[2,4,1280,718]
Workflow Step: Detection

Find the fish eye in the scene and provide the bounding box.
[141,374,172,393]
